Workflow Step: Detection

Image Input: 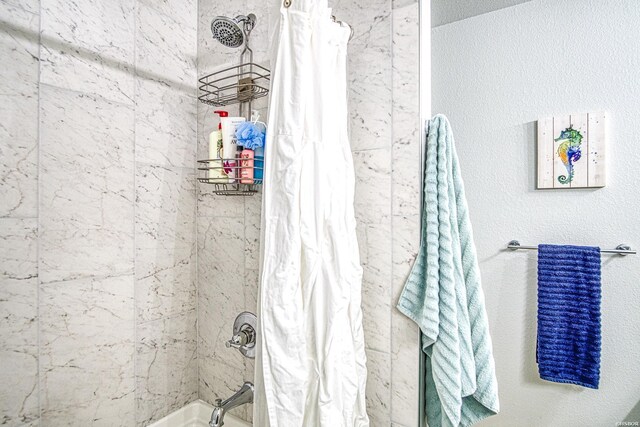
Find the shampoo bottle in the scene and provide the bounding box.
[220,116,246,183]
[208,110,228,181]
[240,147,254,184]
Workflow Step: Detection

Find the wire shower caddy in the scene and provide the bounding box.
[197,44,269,196]
[197,158,264,196]
[198,61,270,110]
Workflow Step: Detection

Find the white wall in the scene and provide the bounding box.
[431,0,530,28]
[433,0,640,425]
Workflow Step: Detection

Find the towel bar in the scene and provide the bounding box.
[507,240,636,256]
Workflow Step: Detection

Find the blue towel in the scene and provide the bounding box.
[537,244,602,389]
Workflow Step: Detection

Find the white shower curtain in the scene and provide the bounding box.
[253,0,369,426]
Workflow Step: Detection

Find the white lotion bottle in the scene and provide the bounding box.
[208,110,228,181]
[220,116,246,183]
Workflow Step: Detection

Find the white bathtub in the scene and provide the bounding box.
[148,400,251,427]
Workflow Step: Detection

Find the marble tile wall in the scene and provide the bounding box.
[336,0,422,425]
[390,2,422,425]
[2,0,421,424]
[1,2,41,425]
[195,0,271,421]
[1,0,198,425]
[196,0,422,426]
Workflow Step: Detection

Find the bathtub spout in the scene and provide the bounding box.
[209,381,254,427]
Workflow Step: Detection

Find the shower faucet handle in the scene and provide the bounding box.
[225,328,252,348]
[225,337,240,349]
[224,312,257,358]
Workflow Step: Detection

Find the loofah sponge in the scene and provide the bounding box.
[235,121,266,150]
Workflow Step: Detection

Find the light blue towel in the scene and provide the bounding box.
[397,115,499,427]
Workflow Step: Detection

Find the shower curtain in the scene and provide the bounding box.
[253,0,369,426]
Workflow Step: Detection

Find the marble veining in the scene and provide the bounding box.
[365,348,392,426]
[353,148,393,225]
[392,0,417,8]
[197,217,246,373]
[135,165,196,252]
[39,275,136,426]
[39,84,135,284]
[40,0,136,104]
[135,310,198,426]
[136,3,197,89]
[244,194,262,271]
[359,224,393,354]
[135,78,197,169]
[138,0,197,30]
[0,218,39,426]
[135,244,196,323]
[244,268,259,316]
[0,3,39,218]
[392,2,421,219]
[196,213,254,418]
[198,358,248,422]
[0,0,40,15]
[390,3,421,424]
[390,213,420,426]
[338,0,393,152]
[1,0,199,424]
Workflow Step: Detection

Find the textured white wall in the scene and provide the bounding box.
[431,0,530,28]
[433,0,640,425]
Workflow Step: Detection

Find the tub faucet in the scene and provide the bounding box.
[209,381,254,427]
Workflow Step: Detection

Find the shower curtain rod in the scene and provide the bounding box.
[282,0,354,40]
[507,240,636,255]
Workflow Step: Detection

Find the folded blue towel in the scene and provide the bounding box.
[537,244,602,389]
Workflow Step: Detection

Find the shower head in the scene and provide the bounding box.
[210,14,256,48]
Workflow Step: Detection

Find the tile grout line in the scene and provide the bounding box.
[37,81,134,108]
[389,1,395,423]
[137,308,198,326]
[195,0,201,406]
[36,0,43,422]
[133,0,139,423]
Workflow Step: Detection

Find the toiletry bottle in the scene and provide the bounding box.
[236,141,244,182]
[220,116,246,183]
[253,146,264,181]
[240,146,254,184]
[209,110,228,181]
[247,110,265,182]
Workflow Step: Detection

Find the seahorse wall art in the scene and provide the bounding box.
[555,127,583,185]
[536,112,607,189]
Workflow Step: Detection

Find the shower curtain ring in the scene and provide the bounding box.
[283,0,291,7]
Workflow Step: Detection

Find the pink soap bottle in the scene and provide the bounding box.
[240,148,254,184]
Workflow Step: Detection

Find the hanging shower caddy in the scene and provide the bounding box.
[197,13,270,196]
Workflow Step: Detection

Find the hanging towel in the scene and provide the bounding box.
[536,244,602,389]
[397,115,499,427]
